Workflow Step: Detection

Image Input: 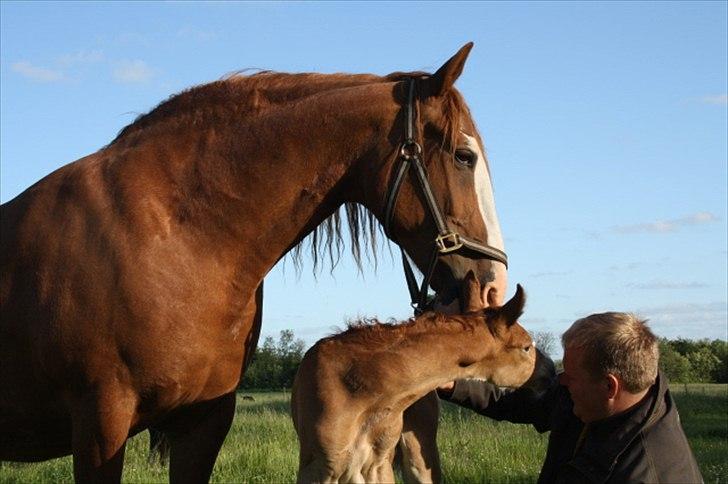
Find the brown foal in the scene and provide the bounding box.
[291,273,535,483]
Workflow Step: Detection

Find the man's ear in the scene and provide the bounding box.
[606,374,619,400]
[422,42,473,98]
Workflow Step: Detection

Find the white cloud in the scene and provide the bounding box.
[609,261,647,271]
[177,27,219,42]
[625,281,709,290]
[11,61,65,82]
[521,317,548,324]
[113,60,154,83]
[612,211,720,235]
[700,94,728,105]
[633,301,728,340]
[116,32,151,45]
[529,271,570,278]
[57,50,104,67]
[636,301,726,316]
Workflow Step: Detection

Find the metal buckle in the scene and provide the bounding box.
[399,140,422,161]
[435,232,463,254]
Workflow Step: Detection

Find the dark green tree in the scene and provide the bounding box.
[708,339,728,383]
[240,330,306,390]
[277,329,307,388]
[658,339,693,383]
[686,347,721,383]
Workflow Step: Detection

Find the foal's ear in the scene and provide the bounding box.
[460,270,483,313]
[425,42,474,97]
[499,284,526,327]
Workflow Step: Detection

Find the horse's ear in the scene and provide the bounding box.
[498,284,526,327]
[459,270,483,313]
[424,42,474,97]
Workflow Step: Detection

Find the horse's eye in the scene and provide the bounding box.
[523,345,531,353]
[455,149,476,167]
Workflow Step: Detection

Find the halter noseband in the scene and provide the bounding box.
[383,79,508,315]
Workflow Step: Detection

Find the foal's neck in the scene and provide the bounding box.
[364,317,493,409]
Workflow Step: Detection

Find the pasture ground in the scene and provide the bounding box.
[1,384,725,483]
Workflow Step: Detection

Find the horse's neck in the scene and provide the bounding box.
[108,83,398,281]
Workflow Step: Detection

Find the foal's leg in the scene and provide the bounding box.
[367,457,396,484]
[399,391,442,484]
[70,386,136,483]
[166,392,236,484]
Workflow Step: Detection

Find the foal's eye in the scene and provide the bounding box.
[523,344,532,353]
[454,149,476,168]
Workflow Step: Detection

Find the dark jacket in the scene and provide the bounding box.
[440,352,703,484]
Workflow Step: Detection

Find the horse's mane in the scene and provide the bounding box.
[325,312,482,348]
[108,70,470,273]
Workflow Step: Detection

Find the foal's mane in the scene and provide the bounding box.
[108,70,471,272]
[329,312,481,348]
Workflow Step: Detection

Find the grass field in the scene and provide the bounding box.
[1,384,726,483]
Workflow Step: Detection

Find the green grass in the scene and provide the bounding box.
[670,384,728,484]
[1,385,726,483]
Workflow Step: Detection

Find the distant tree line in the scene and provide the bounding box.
[240,329,307,390]
[658,338,727,384]
[239,330,727,390]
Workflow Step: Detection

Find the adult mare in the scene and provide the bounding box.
[0,43,508,482]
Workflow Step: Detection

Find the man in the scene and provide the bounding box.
[438,312,703,483]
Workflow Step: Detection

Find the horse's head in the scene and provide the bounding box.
[459,271,535,388]
[379,43,507,308]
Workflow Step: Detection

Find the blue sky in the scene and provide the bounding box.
[1,1,726,354]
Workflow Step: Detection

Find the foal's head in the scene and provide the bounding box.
[457,272,536,387]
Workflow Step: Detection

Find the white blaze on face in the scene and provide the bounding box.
[462,133,505,253]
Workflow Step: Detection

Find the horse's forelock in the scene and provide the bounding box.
[435,86,469,156]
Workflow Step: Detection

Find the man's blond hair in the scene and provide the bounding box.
[561,312,659,393]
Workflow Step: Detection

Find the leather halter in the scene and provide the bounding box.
[383,79,508,314]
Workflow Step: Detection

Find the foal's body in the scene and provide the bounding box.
[292,276,534,483]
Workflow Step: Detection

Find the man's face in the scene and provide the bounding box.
[559,346,610,423]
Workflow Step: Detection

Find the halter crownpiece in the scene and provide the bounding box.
[383,78,508,314]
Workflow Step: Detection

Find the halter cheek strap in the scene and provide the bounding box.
[383,79,508,314]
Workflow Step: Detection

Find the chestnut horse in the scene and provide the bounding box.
[0,44,507,482]
[291,273,534,483]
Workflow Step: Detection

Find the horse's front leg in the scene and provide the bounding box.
[70,384,137,483]
[398,391,441,484]
[165,392,237,484]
